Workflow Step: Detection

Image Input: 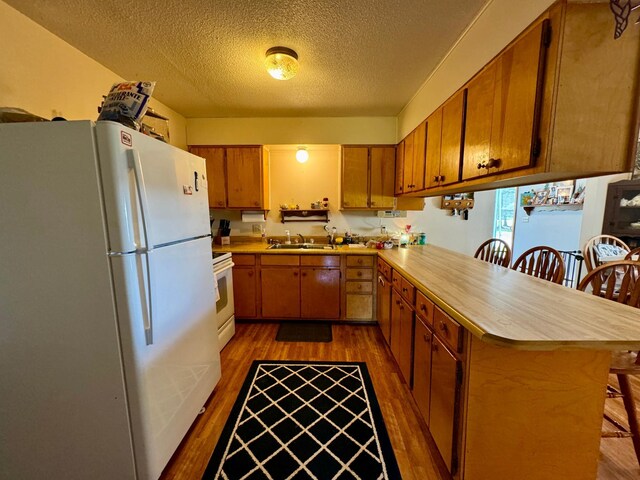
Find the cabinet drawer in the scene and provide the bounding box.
[400,277,415,303]
[391,270,402,290]
[346,281,373,294]
[434,307,463,353]
[377,258,391,279]
[346,255,374,267]
[260,255,300,266]
[231,254,255,266]
[416,291,435,325]
[300,255,340,267]
[346,268,373,280]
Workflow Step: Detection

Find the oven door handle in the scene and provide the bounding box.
[213,261,235,275]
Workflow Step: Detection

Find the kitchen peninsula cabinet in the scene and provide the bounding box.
[462,20,549,181]
[376,258,392,344]
[189,145,270,209]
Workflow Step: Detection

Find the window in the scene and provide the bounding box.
[493,187,516,247]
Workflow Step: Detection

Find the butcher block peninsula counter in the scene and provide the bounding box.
[217,243,640,478]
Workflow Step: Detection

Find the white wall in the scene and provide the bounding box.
[0,0,187,149]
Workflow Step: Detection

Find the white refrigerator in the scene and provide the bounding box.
[0,120,221,479]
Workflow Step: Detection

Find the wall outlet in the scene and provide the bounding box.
[252,224,262,235]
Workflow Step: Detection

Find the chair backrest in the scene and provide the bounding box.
[625,247,640,261]
[583,235,630,272]
[474,238,512,267]
[577,261,640,308]
[512,246,565,284]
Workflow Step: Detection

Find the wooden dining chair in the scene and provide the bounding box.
[625,247,640,261]
[474,238,512,267]
[511,246,565,284]
[577,261,640,465]
[583,234,630,272]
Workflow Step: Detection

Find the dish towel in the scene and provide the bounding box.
[213,270,220,302]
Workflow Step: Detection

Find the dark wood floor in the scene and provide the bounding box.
[161,322,640,479]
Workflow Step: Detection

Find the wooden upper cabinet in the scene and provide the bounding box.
[342,146,370,208]
[370,146,396,209]
[189,146,227,208]
[426,91,464,189]
[226,147,266,208]
[425,109,443,189]
[395,140,405,195]
[463,20,549,181]
[402,131,415,193]
[411,121,427,191]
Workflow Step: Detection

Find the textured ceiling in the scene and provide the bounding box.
[6,0,487,118]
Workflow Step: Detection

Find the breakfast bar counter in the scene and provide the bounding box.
[377,245,640,479]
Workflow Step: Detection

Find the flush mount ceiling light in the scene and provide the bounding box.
[265,46,299,80]
[296,147,309,163]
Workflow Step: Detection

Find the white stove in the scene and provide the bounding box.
[212,252,235,350]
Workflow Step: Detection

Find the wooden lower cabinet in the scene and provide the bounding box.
[301,268,340,319]
[390,289,414,385]
[412,315,432,423]
[429,335,462,474]
[344,255,375,321]
[376,273,392,344]
[232,267,258,318]
[260,267,300,318]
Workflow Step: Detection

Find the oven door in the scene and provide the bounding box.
[213,258,235,350]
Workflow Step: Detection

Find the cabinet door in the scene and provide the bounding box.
[461,64,496,181]
[376,274,392,345]
[490,21,548,175]
[439,90,465,186]
[191,147,227,208]
[370,146,396,209]
[412,120,427,191]
[412,316,433,423]
[261,267,300,318]
[232,267,257,318]
[342,147,369,208]
[301,268,340,319]
[226,147,263,208]
[395,140,405,195]
[403,131,415,192]
[430,336,461,474]
[425,109,443,189]
[391,290,413,384]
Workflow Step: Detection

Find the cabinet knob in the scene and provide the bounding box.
[477,163,484,170]
[370,201,376,206]
[439,322,448,333]
[423,334,431,342]
[293,272,299,277]
[402,287,407,293]
[439,175,445,182]
[432,343,439,352]
[344,201,350,206]
[254,201,259,206]
[301,272,306,277]
[217,201,224,206]
[400,305,404,310]
[248,271,253,277]
[396,300,401,305]
[357,272,362,277]
[420,304,426,311]
[486,158,502,168]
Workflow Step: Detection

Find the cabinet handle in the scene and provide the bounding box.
[293,272,299,277]
[439,322,448,333]
[433,176,438,181]
[420,304,426,311]
[399,186,403,192]
[439,175,445,182]
[486,158,501,169]
[402,287,407,293]
[378,276,385,286]
[432,343,439,352]
[424,334,431,342]
[396,300,401,305]
[477,162,484,170]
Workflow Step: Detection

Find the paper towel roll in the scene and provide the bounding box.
[241,212,266,223]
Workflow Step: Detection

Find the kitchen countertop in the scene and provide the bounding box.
[379,245,640,351]
[212,242,379,255]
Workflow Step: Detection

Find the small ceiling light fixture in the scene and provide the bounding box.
[296,147,309,163]
[265,46,299,80]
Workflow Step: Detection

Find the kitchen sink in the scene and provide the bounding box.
[267,243,335,250]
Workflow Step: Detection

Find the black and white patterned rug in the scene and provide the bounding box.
[203,361,401,479]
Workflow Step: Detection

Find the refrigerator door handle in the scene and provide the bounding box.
[127,149,154,251]
[142,251,154,345]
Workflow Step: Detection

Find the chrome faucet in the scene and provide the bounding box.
[297,233,306,244]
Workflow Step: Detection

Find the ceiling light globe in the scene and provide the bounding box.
[296,148,309,163]
[265,47,299,80]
